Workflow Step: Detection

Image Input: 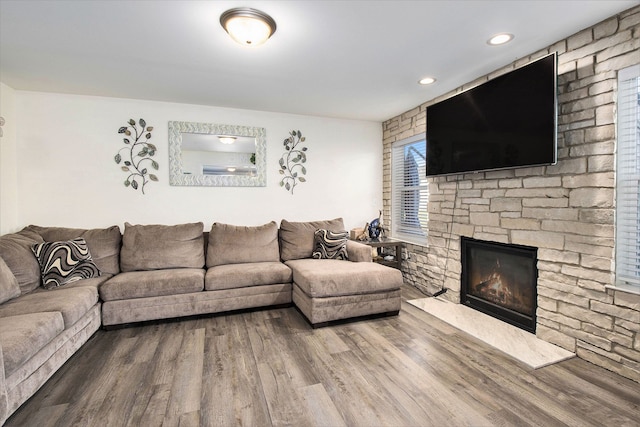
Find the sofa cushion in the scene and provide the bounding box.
[120,222,204,272]
[0,228,44,294]
[32,238,101,289]
[279,218,345,261]
[0,286,98,328]
[0,312,65,378]
[0,256,20,304]
[50,275,112,292]
[312,229,349,260]
[28,225,122,275]
[285,258,403,298]
[99,269,205,301]
[205,262,292,291]
[207,221,279,267]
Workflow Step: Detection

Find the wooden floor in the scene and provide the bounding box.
[7,285,640,426]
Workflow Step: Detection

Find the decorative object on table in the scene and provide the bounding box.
[0,116,5,137]
[355,223,370,241]
[279,129,308,194]
[115,118,158,194]
[350,227,364,240]
[368,210,386,239]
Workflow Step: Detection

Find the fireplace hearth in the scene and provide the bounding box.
[460,237,537,333]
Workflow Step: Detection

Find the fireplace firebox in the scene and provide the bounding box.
[460,237,537,333]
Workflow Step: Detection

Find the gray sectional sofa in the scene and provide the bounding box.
[0,218,403,424]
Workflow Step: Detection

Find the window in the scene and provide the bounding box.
[615,64,640,293]
[391,136,428,244]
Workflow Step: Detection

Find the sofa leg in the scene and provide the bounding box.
[311,321,330,329]
[102,323,130,331]
[386,310,400,317]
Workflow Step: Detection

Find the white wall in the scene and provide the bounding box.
[8,91,382,232]
[0,83,19,234]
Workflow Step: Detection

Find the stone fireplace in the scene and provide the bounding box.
[382,6,640,382]
[460,237,538,333]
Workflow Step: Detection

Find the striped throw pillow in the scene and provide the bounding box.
[32,238,101,289]
[312,229,349,260]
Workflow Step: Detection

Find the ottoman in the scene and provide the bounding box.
[286,258,403,327]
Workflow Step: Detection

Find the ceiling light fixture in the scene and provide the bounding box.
[218,136,237,144]
[487,33,514,46]
[220,7,277,47]
[419,77,436,85]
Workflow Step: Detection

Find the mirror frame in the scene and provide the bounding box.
[168,121,266,187]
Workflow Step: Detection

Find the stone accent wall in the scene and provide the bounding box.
[382,6,640,382]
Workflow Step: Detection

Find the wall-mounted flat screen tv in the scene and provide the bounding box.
[426,53,557,176]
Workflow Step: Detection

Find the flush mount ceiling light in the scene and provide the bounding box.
[419,76,436,85]
[220,7,277,46]
[218,136,237,144]
[487,33,514,46]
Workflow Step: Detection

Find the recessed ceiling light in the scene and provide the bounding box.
[419,77,436,85]
[487,33,514,46]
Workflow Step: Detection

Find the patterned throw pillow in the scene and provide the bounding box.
[312,229,349,260]
[31,238,101,289]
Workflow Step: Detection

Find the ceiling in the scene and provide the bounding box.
[0,0,637,122]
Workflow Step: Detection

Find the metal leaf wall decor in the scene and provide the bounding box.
[279,130,307,194]
[115,118,158,194]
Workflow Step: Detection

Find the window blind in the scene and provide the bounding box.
[391,137,428,245]
[615,64,640,291]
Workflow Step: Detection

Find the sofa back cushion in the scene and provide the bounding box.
[0,256,21,304]
[0,228,44,294]
[28,225,122,275]
[207,221,279,267]
[120,222,205,272]
[279,218,345,261]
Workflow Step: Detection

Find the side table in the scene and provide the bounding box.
[353,237,404,270]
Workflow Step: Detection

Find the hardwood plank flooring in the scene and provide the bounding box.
[6,285,640,426]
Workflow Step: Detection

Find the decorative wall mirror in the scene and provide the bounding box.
[168,121,266,186]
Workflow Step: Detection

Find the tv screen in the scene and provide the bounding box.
[426,53,557,176]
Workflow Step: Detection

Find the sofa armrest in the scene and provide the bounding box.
[0,341,7,425]
[346,240,372,262]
